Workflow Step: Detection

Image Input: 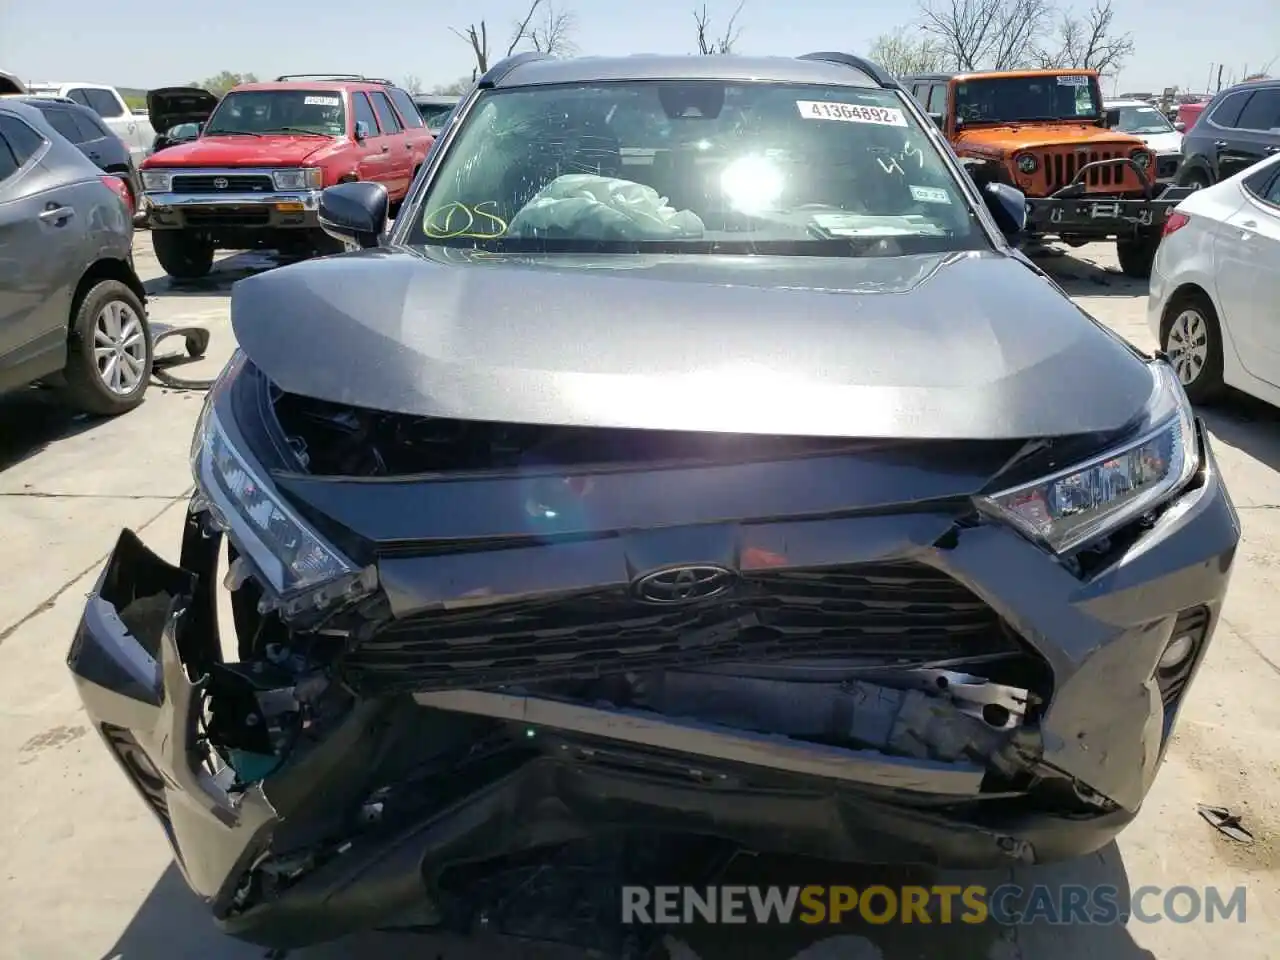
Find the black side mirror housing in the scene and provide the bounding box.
[319,181,388,249]
[1104,107,1121,129]
[982,182,1027,240]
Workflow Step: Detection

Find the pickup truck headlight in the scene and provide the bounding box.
[140,170,172,192]
[190,353,371,616]
[976,362,1198,554]
[271,168,323,191]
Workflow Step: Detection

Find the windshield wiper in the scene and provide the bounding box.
[203,130,264,137]
[269,127,332,137]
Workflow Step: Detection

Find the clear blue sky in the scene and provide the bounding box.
[1,0,1277,95]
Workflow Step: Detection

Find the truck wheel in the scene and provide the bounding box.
[1160,290,1224,403]
[1116,232,1161,279]
[1177,166,1212,190]
[152,230,214,280]
[59,279,153,416]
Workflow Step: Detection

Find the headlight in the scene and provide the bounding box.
[1016,153,1038,174]
[140,170,172,192]
[1130,149,1152,170]
[190,354,372,616]
[976,362,1199,554]
[271,168,323,191]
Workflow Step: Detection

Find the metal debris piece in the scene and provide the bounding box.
[1197,804,1255,843]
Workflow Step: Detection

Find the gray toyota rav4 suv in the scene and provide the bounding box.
[68,52,1239,952]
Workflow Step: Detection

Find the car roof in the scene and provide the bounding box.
[488,54,883,90]
[1104,99,1157,107]
[25,81,113,89]
[232,79,395,94]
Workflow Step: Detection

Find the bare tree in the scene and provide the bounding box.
[1032,0,1134,75]
[529,3,579,55]
[918,0,1053,71]
[431,77,474,96]
[401,74,424,95]
[451,0,547,78]
[694,2,745,55]
[868,27,949,76]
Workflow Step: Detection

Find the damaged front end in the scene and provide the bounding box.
[67,352,1238,951]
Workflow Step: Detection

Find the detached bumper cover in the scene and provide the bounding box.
[67,425,1239,950]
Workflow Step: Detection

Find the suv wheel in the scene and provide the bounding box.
[59,279,153,416]
[1116,232,1161,278]
[152,229,215,280]
[1161,291,1225,403]
[1178,166,1212,190]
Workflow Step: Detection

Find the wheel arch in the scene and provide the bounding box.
[68,259,146,339]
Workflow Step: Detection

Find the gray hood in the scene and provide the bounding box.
[232,247,1152,440]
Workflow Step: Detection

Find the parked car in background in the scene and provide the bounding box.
[0,70,24,95]
[22,82,155,162]
[901,69,1178,276]
[139,74,435,279]
[70,52,1240,953]
[0,99,152,415]
[1175,100,1209,133]
[147,86,218,152]
[11,95,142,211]
[1177,79,1280,188]
[411,93,460,133]
[1150,152,1280,405]
[1104,98,1183,182]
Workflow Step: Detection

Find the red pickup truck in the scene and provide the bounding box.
[140,75,434,279]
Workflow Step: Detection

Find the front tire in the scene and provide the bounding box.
[1116,232,1161,279]
[1177,165,1212,190]
[1161,290,1225,403]
[152,229,214,280]
[59,279,153,416]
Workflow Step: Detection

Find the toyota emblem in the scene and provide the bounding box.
[632,565,736,605]
[213,177,229,189]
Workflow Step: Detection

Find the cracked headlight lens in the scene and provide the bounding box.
[977,362,1199,554]
[190,353,363,608]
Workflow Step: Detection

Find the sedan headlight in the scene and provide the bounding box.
[977,362,1198,554]
[140,170,172,192]
[190,354,372,616]
[1016,153,1038,174]
[271,167,323,191]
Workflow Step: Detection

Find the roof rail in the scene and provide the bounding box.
[478,51,552,89]
[797,52,896,88]
[274,73,367,82]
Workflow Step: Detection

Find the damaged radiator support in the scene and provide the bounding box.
[414,670,1040,795]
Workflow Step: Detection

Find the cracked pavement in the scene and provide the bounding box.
[0,238,1276,960]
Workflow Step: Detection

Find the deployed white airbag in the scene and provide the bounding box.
[507,174,705,241]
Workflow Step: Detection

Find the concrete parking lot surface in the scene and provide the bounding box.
[1,237,1277,960]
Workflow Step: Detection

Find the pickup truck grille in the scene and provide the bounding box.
[342,561,1023,694]
[170,173,274,193]
[1039,148,1143,193]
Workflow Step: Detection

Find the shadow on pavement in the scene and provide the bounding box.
[0,390,108,474]
[142,251,285,299]
[1029,246,1149,300]
[1200,391,1280,476]
[105,844,1153,960]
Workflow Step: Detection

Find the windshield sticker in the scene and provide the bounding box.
[304,95,342,106]
[796,100,907,127]
[422,201,509,240]
[1056,75,1088,86]
[910,185,952,205]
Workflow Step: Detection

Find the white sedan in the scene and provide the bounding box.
[1148,152,1280,404]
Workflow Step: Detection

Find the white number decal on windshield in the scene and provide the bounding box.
[795,100,907,127]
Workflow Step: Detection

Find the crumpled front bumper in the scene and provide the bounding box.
[66,425,1240,950]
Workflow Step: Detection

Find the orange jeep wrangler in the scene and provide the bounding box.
[901,68,1193,277]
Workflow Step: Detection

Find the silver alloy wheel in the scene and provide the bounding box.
[93,299,146,395]
[1166,308,1210,385]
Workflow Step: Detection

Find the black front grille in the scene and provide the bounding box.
[171,173,274,193]
[1157,156,1180,179]
[1042,149,1139,191]
[343,562,1018,694]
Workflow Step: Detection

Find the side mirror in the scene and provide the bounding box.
[1174,120,1186,132]
[983,182,1027,240]
[1104,107,1121,129]
[318,181,388,249]
[927,112,944,128]
[354,119,371,141]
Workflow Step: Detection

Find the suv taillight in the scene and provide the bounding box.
[100,175,133,218]
[1163,211,1191,237]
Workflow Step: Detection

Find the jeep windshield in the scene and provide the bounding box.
[955,75,1102,125]
[202,89,346,137]
[404,80,988,257]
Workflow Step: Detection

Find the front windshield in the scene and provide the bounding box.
[1114,104,1175,135]
[417,103,456,129]
[404,80,986,257]
[203,89,346,136]
[955,75,1101,124]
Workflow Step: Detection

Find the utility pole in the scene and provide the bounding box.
[1216,64,1224,92]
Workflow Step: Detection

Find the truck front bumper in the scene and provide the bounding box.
[145,189,322,231]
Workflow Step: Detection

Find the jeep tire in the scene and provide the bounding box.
[1116,231,1162,279]
[152,229,215,280]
